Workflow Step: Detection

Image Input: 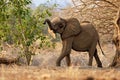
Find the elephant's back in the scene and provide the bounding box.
[81,22,99,38]
[81,22,96,31]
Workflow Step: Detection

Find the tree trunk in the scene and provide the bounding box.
[24,46,32,65]
[110,8,120,67]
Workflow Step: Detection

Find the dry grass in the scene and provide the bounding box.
[0,65,120,80]
[0,43,120,80]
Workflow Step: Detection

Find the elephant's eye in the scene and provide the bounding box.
[59,24,63,28]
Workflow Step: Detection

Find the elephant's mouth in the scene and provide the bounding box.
[53,28,64,34]
[53,30,57,33]
[53,29,61,33]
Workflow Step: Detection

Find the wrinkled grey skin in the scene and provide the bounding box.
[44,17,104,67]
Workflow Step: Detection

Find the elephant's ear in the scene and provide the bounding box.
[62,18,82,39]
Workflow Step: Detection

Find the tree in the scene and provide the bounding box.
[0,0,54,65]
[110,8,120,67]
[61,0,120,43]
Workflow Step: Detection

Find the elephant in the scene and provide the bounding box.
[43,17,105,67]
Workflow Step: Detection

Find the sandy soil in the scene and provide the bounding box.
[0,65,120,80]
[0,43,120,80]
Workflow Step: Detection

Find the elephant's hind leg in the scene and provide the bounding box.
[94,49,102,67]
[88,42,97,67]
[88,52,94,66]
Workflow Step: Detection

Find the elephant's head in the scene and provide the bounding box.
[43,17,66,33]
[44,17,82,39]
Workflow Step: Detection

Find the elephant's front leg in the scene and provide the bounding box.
[56,38,73,66]
[56,51,71,66]
[65,54,71,66]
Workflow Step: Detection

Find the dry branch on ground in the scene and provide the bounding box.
[0,57,18,65]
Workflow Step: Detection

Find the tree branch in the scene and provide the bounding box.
[95,0,118,8]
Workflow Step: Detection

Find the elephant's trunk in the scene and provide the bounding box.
[43,19,54,30]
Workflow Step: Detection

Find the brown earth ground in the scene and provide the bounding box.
[0,42,120,80]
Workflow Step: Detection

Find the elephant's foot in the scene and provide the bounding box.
[66,61,71,66]
[88,64,92,68]
[56,61,61,66]
[88,62,92,66]
[98,64,102,68]
[56,64,60,66]
[67,63,71,66]
[97,62,103,68]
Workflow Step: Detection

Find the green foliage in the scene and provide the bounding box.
[0,0,55,65]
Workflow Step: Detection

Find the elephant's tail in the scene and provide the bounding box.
[98,40,106,56]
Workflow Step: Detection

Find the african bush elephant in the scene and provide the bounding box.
[43,17,104,67]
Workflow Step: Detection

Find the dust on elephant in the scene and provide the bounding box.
[43,17,105,67]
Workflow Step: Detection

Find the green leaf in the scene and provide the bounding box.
[46,9,52,16]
